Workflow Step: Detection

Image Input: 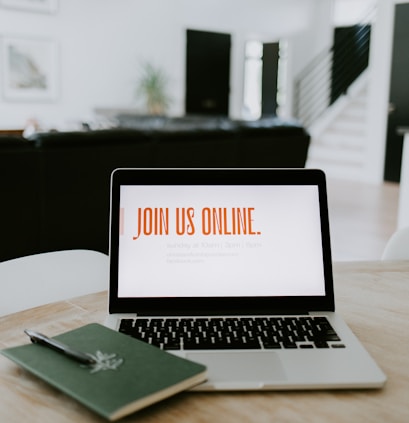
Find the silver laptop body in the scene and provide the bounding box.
[105,168,386,390]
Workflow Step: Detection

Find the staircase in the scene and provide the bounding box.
[293,5,375,180]
[305,72,368,180]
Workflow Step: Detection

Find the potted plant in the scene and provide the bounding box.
[136,62,171,115]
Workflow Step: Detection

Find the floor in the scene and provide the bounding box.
[326,178,400,261]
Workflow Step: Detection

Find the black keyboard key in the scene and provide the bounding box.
[314,341,330,348]
[283,342,298,349]
[263,341,282,349]
[299,344,314,349]
[164,343,181,350]
[118,319,133,333]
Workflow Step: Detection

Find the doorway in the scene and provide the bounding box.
[384,3,409,182]
[242,41,280,119]
[261,42,279,116]
[185,29,231,116]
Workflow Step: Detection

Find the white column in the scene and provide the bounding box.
[398,132,409,229]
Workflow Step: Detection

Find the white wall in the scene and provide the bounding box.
[0,0,333,130]
[284,0,334,116]
[333,0,376,26]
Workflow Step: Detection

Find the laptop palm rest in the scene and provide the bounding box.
[186,351,287,389]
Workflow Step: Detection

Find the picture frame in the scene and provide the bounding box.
[0,0,58,13]
[1,36,59,101]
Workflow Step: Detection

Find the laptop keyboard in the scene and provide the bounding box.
[119,316,345,350]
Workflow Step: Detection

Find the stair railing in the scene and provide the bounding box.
[293,5,376,128]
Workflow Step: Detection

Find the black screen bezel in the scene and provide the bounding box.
[108,168,335,315]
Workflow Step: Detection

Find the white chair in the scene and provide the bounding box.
[0,249,109,316]
[381,226,409,260]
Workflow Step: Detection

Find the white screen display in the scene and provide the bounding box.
[117,185,326,298]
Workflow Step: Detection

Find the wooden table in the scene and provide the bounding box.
[1,261,408,422]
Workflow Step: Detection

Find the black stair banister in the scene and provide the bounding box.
[293,4,375,127]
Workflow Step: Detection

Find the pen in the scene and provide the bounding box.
[24,329,96,365]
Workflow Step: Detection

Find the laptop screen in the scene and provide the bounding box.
[109,169,335,314]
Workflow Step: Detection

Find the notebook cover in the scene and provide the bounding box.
[1,323,207,421]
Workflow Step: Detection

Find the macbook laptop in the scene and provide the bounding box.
[105,168,386,390]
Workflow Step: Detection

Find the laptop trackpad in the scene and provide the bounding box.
[186,351,287,388]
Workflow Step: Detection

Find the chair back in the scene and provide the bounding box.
[0,250,109,316]
[381,227,409,260]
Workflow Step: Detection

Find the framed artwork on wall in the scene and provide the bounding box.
[1,36,59,101]
[0,0,58,13]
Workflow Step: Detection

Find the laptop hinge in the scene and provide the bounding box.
[135,310,311,317]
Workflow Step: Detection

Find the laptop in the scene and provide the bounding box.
[105,168,386,390]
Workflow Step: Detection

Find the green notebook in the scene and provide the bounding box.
[1,323,207,421]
